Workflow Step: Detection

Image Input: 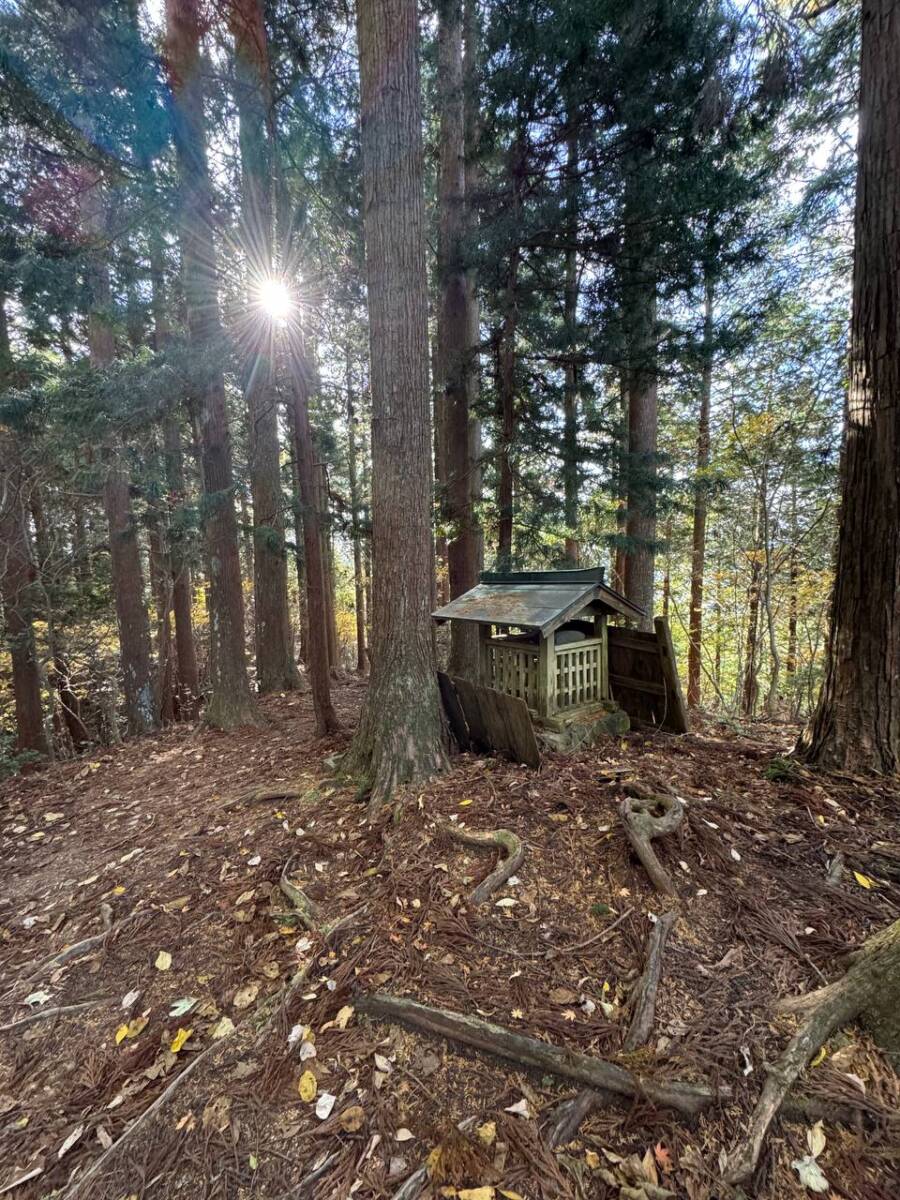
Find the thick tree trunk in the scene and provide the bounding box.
[612,373,628,592]
[436,0,480,678]
[164,0,257,728]
[162,414,201,718]
[229,0,299,694]
[0,431,49,760]
[80,174,157,735]
[347,0,448,808]
[562,118,580,566]
[496,253,518,569]
[288,347,339,735]
[346,360,368,675]
[799,0,900,772]
[687,276,714,707]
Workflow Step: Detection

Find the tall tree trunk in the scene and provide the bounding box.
[786,486,799,710]
[436,0,480,677]
[147,512,176,724]
[742,494,763,718]
[347,0,448,807]
[687,275,714,707]
[799,1,900,771]
[346,357,368,674]
[612,373,628,592]
[496,252,518,568]
[462,0,483,579]
[81,173,157,735]
[562,115,580,566]
[164,0,257,728]
[288,345,339,734]
[0,421,48,759]
[229,0,300,694]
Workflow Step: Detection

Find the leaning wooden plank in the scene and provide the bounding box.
[654,617,689,733]
[356,992,721,1116]
[493,689,541,768]
[437,671,470,752]
[452,677,490,750]
[609,673,667,697]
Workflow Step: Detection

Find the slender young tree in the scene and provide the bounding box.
[229,0,300,694]
[164,0,257,728]
[346,354,368,675]
[687,272,714,707]
[346,0,448,808]
[799,0,900,773]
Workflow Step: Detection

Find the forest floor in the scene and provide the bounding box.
[1,681,899,1200]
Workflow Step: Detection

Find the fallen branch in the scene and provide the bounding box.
[624,911,676,1051]
[440,823,525,905]
[60,1035,229,1199]
[726,917,900,1184]
[11,905,130,991]
[356,992,722,1116]
[619,791,684,896]
[0,997,109,1033]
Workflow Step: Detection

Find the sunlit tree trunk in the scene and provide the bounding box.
[799,0,900,772]
[288,344,339,734]
[742,493,763,717]
[229,0,300,694]
[687,275,714,706]
[164,0,257,728]
[346,356,368,674]
[347,0,448,807]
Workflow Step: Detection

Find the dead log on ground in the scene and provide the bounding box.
[279,855,356,940]
[619,791,684,896]
[624,911,676,1050]
[356,992,722,1117]
[726,917,900,1184]
[440,823,525,905]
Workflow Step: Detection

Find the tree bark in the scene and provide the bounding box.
[0,423,48,759]
[346,0,448,808]
[496,251,518,569]
[687,275,714,707]
[436,0,480,678]
[346,356,368,674]
[80,172,157,735]
[229,0,300,694]
[562,116,580,566]
[164,0,257,728]
[742,492,763,718]
[288,345,339,735]
[798,0,900,773]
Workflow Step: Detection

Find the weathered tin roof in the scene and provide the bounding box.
[432,569,645,636]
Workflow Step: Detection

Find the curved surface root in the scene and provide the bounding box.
[440,823,525,905]
[619,790,684,896]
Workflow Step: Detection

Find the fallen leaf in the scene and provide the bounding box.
[169,997,197,1018]
[210,1016,235,1040]
[121,989,140,1009]
[115,1015,148,1044]
[807,1121,826,1159]
[298,1070,317,1102]
[548,987,577,1005]
[316,1092,336,1120]
[334,1005,354,1030]
[374,1052,393,1073]
[202,1096,231,1132]
[792,1154,829,1192]
[154,951,172,971]
[504,1098,531,1118]
[476,1120,496,1147]
[494,897,517,908]
[654,1142,674,1173]
[233,982,260,1010]
[395,1127,415,1142]
[458,1189,494,1200]
[585,1150,600,1169]
[58,1124,85,1159]
[810,1046,829,1068]
[23,990,51,1007]
[339,1105,366,1133]
[853,871,875,889]
[170,1027,192,1053]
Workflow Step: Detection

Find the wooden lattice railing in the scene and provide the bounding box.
[482,639,540,710]
[555,637,605,710]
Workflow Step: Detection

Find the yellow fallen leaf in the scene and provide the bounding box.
[458,1189,494,1200]
[585,1150,600,1169]
[338,1105,365,1132]
[298,1070,317,1102]
[112,886,126,895]
[155,951,172,971]
[853,871,875,889]
[811,1046,829,1067]
[115,1024,129,1045]
[476,1120,496,1147]
[334,1005,354,1030]
[459,799,473,807]
[115,1015,148,1044]
[499,1192,524,1200]
[170,1027,192,1053]
[815,814,826,827]
[426,1146,443,1177]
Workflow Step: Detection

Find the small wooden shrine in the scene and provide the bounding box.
[432,567,645,726]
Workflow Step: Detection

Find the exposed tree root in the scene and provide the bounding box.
[726,917,900,1184]
[0,996,109,1033]
[8,904,131,994]
[278,855,357,941]
[356,992,723,1116]
[223,784,306,812]
[60,1035,229,1199]
[618,789,684,896]
[545,1087,616,1148]
[624,911,676,1050]
[440,823,525,905]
